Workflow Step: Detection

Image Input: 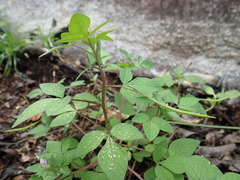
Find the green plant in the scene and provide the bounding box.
[0,18,31,76]
[31,19,57,48]
[7,13,240,180]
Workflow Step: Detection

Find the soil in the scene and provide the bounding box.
[0,47,240,179]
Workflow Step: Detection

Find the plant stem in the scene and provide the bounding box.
[169,121,240,130]
[127,166,143,180]
[88,40,109,133]
[108,84,215,119]
[4,121,40,132]
[71,160,98,174]
[72,98,101,106]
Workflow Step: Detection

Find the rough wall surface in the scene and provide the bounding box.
[1,0,240,89]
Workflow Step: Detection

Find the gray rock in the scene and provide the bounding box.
[1,0,240,89]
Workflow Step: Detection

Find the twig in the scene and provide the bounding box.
[71,160,98,174]
[128,161,136,180]
[72,122,86,135]
[127,166,143,180]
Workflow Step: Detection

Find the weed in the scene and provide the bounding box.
[7,13,240,180]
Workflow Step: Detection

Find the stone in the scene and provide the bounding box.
[1,0,240,89]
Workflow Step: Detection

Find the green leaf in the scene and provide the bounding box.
[178,95,198,107]
[154,74,174,87]
[145,144,155,152]
[70,80,85,87]
[185,75,204,83]
[160,156,185,174]
[98,35,113,41]
[172,67,184,78]
[26,163,42,173]
[221,172,240,180]
[29,175,43,180]
[111,123,143,141]
[99,49,111,65]
[165,111,182,121]
[68,13,90,35]
[46,96,71,116]
[184,156,223,180]
[12,98,58,128]
[98,137,128,180]
[173,174,184,180]
[155,165,174,180]
[62,149,76,166]
[50,111,76,127]
[61,137,78,153]
[151,117,173,133]
[77,130,107,158]
[90,18,114,35]
[224,90,240,99]
[46,141,62,154]
[55,34,85,43]
[132,113,149,123]
[40,83,65,98]
[39,44,71,58]
[60,166,71,175]
[119,48,133,61]
[120,87,138,104]
[135,96,153,112]
[133,151,151,162]
[203,85,215,96]
[153,140,168,163]
[73,92,98,110]
[92,29,117,43]
[161,89,178,104]
[140,60,154,69]
[82,171,108,180]
[28,124,50,138]
[178,95,205,114]
[114,92,136,115]
[143,120,159,141]
[119,68,133,84]
[144,167,156,180]
[27,88,43,99]
[169,138,200,156]
[128,77,158,96]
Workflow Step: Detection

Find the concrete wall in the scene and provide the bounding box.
[1,0,240,89]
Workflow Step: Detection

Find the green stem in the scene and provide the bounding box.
[199,96,229,103]
[120,85,215,119]
[4,121,40,132]
[71,43,95,56]
[88,40,109,133]
[169,121,240,130]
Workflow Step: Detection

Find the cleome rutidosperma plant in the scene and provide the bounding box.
[7,13,240,180]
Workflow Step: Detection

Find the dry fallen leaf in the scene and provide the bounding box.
[28,112,43,122]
